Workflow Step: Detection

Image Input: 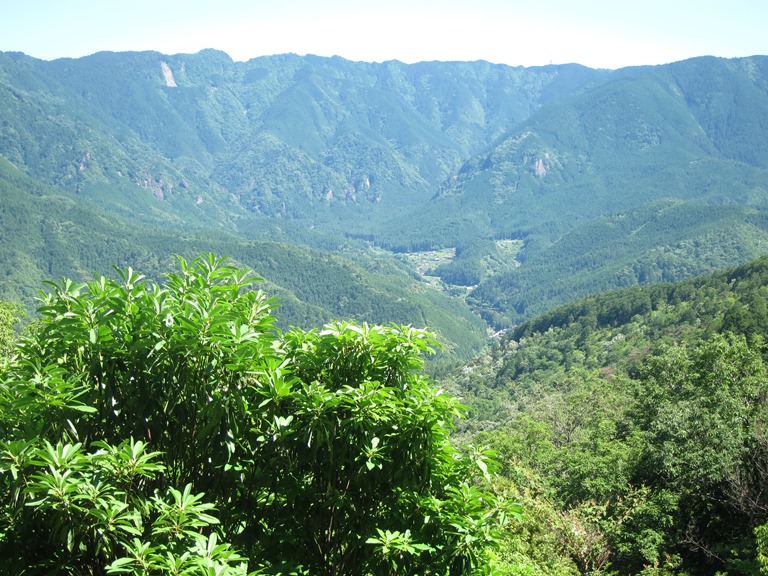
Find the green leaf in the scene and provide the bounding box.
[106,557,137,574]
[70,404,97,413]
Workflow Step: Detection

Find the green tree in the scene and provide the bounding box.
[634,333,768,572]
[1,438,249,575]
[0,300,22,359]
[0,254,515,575]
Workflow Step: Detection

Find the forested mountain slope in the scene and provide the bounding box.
[0,157,488,358]
[388,56,768,325]
[2,50,768,341]
[443,254,768,574]
[0,50,605,228]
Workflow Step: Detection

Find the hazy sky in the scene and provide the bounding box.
[2,0,766,69]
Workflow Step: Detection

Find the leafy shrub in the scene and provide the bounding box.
[0,254,516,574]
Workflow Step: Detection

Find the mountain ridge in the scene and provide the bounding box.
[2,49,768,342]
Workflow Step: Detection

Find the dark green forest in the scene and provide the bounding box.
[0,156,488,363]
[444,254,768,574]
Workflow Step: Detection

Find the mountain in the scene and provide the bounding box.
[1,49,768,345]
[0,50,605,229]
[0,156,488,359]
[383,56,768,324]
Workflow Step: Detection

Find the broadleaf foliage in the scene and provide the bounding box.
[0,254,512,575]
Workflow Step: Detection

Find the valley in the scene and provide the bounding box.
[2,48,768,574]
[3,50,768,341]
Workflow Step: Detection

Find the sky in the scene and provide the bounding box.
[2,0,767,70]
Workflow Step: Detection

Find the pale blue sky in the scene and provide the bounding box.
[2,0,766,69]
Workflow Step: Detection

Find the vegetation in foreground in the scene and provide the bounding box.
[7,252,768,575]
[0,255,518,575]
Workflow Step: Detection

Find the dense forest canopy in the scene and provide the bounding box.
[444,254,768,574]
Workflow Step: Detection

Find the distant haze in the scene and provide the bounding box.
[2,0,767,69]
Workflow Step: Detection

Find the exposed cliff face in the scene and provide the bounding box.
[160,62,177,87]
[140,173,174,201]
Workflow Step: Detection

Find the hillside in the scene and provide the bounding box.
[0,157,488,359]
[2,50,768,346]
[384,56,768,325]
[443,254,768,574]
[0,50,604,229]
